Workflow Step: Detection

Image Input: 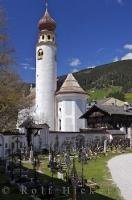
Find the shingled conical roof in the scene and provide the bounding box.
[56,73,86,95]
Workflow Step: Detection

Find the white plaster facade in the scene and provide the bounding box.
[35,35,57,130]
[56,94,86,132]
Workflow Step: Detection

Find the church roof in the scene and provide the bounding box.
[56,73,86,95]
[38,8,56,31]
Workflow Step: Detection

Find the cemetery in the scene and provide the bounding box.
[1,1,132,200]
[0,131,131,200]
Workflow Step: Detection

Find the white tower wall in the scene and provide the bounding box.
[36,44,57,130]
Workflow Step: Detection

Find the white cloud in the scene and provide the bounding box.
[86,65,96,69]
[21,63,35,70]
[96,48,105,54]
[69,58,81,67]
[124,44,132,50]
[117,0,123,5]
[113,56,119,62]
[121,53,132,60]
[21,63,30,70]
[71,68,79,73]
[21,58,35,71]
[30,67,35,71]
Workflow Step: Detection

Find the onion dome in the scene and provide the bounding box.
[38,9,56,31]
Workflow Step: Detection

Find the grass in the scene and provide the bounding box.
[23,152,127,200]
[88,86,122,101]
[75,153,123,200]
[125,92,132,102]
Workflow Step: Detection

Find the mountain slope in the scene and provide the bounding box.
[72,60,132,92]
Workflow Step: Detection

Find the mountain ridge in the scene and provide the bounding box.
[70,60,132,92]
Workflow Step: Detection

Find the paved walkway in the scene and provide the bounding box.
[108,153,132,200]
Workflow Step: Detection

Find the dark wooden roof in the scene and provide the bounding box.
[81,104,132,119]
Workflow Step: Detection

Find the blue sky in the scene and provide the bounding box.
[2,0,132,83]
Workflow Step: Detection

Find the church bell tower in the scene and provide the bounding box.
[35,3,57,130]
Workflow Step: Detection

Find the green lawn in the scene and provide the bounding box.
[88,86,122,101]
[75,153,123,200]
[23,153,126,200]
[125,92,132,102]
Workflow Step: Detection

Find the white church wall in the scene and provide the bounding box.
[32,127,49,151]
[57,100,74,132]
[75,98,86,131]
[56,93,87,132]
[48,131,107,150]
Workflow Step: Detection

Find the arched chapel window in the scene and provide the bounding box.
[38,49,43,60]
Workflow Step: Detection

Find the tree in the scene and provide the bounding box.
[0,7,30,131]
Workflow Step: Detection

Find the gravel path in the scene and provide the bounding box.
[108,153,132,200]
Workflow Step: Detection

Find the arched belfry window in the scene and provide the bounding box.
[38,49,43,60]
[48,35,51,40]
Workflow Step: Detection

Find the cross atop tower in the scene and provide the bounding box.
[45,0,48,10]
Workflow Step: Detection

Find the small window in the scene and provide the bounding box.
[53,37,54,41]
[42,35,45,40]
[11,142,14,149]
[20,142,22,148]
[5,143,8,148]
[48,35,51,40]
[59,119,61,131]
[38,49,43,60]
[59,108,61,112]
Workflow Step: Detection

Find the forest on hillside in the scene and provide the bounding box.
[74,60,132,92]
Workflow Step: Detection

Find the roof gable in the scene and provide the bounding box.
[81,104,132,119]
[56,73,86,95]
